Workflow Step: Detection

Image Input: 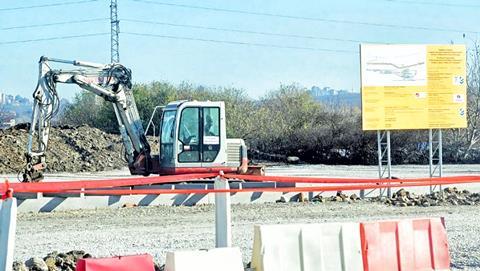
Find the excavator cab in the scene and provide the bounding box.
[151,100,254,175]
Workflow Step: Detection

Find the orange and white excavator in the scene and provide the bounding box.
[23,56,263,182]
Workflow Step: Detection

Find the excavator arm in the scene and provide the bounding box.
[23,56,151,182]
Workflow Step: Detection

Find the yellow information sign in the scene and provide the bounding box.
[360,44,467,130]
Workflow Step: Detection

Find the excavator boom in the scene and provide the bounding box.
[23,56,151,182]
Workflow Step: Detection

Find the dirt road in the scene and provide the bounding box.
[14,202,480,270]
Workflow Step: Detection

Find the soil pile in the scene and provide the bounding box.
[377,187,480,207]
[0,124,129,174]
[286,187,480,207]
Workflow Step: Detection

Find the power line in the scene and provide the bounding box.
[0,33,109,45]
[0,0,99,12]
[378,0,480,8]
[123,31,358,54]
[124,18,372,44]
[129,0,477,34]
[0,18,108,31]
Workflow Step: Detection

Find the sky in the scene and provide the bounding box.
[0,0,479,100]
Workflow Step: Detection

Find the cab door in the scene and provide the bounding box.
[177,107,201,165]
[176,106,221,168]
[201,107,221,164]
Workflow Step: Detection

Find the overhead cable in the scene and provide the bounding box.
[0,33,109,45]
[1,18,108,31]
[0,0,98,12]
[123,18,372,44]
[123,31,358,53]
[129,0,478,34]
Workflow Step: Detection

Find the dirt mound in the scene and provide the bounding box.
[0,124,129,175]
[377,187,480,207]
[284,187,480,207]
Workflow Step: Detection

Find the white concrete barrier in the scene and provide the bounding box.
[0,197,17,271]
[164,247,244,271]
[251,223,363,271]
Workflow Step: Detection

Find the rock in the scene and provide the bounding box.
[122,203,138,208]
[350,194,359,201]
[444,187,455,194]
[312,195,325,203]
[395,188,408,198]
[26,257,48,271]
[399,196,409,204]
[12,261,28,271]
[336,191,347,200]
[422,201,430,207]
[286,156,300,164]
[331,196,343,202]
[298,193,307,203]
[44,256,59,271]
[66,250,87,261]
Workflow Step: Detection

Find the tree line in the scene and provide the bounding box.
[58,44,480,165]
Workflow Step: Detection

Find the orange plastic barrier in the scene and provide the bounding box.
[360,218,450,271]
[75,254,155,271]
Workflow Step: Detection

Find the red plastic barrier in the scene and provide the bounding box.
[225,173,480,184]
[3,173,480,196]
[360,218,450,271]
[0,173,216,193]
[49,177,480,196]
[76,254,155,271]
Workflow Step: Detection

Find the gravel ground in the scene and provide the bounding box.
[14,201,480,270]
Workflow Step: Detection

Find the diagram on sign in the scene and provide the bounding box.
[361,45,427,86]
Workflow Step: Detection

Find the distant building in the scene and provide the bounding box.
[0,92,31,106]
[0,111,16,129]
[309,86,361,107]
[0,92,32,127]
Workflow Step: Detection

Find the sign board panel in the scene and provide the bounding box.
[360,44,467,130]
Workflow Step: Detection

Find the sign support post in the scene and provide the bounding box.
[377,130,392,197]
[361,130,392,199]
[429,129,443,193]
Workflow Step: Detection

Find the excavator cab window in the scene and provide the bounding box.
[178,107,201,162]
[160,110,176,165]
[177,106,221,163]
[202,107,220,162]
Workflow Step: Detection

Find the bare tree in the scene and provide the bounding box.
[446,41,480,160]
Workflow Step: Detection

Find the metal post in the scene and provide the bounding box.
[214,176,232,248]
[429,129,443,193]
[0,197,17,271]
[377,131,382,178]
[386,131,392,197]
[110,0,120,63]
[439,130,443,178]
[428,129,433,183]
[372,130,392,198]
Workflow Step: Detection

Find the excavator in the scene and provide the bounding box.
[22,56,262,182]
